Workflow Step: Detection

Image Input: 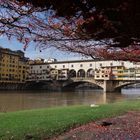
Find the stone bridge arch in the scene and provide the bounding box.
[62,79,140,92]
[62,78,104,90]
[114,81,138,91]
[25,81,54,90]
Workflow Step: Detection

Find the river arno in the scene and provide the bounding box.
[0,88,140,112]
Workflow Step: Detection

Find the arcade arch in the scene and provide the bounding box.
[68,69,76,78]
[87,69,94,77]
[77,69,86,77]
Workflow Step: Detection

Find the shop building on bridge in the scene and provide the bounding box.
[27,59,140,81]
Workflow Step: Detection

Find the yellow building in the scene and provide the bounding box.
[0,47,29,83]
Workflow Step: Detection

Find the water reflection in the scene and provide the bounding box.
[0,89,139,112]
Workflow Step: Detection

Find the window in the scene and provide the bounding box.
[90,64,92,67]
[71,65,74,68]
[100,63,102,67]
[80,64,83,67]
[63,65,65,68]
[55,65,57,68]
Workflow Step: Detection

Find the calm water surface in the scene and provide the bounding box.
[0,88,140,112]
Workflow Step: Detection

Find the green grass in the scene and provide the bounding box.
[0,99,140,140]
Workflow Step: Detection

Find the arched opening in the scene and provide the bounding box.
[87,69,94,77]
[115,82,137,92]
[62,81,103,91]
[77,69,86,77]
[68,69,76,78]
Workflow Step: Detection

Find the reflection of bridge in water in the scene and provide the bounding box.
[27,77,140,92]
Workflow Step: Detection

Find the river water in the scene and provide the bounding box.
[0,88,140,112]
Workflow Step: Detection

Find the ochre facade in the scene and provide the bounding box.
[0,47,29,83]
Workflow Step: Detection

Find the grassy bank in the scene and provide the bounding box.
[0,100,140,140]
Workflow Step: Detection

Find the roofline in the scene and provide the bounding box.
[30,59,124,65]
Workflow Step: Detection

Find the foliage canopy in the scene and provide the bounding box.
[0,0,140,61]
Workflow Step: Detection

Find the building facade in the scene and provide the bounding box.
[0,47,29,83]
[27,59,140,81]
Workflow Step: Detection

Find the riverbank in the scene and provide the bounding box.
[54,111,140,140]
[0,99,140,140]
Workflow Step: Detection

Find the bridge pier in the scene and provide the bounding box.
[103,80,116,92]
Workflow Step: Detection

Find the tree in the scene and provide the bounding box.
[0,0,140,61]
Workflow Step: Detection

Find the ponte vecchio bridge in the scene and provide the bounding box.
[27,59,140,92]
